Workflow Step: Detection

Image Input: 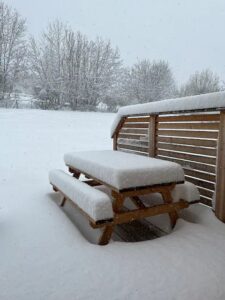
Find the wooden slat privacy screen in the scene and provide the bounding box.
[114,112,221,207]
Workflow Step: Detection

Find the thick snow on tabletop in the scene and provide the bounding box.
[1,109,225,300]
[111,90,225,136]
[49,169,113,221]
[64,150,185,190]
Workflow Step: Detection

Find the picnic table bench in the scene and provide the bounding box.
[50,150,199,245]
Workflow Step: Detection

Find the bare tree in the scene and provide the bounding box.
[29,21,121,110]
[29,20,66,109]
[124,60,176,104]
[0,2,26,103]
[180,69,221,96]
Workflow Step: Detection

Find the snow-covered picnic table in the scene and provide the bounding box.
[45,150,197,244]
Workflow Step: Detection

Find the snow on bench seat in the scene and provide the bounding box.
[49,170,114,222]
[172,182,200,203]
[64,150,185,190]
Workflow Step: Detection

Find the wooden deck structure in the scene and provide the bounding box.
[112,109,225,223]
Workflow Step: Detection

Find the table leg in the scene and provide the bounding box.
[161,189,178,228]
[98,191,125,245]
[68,167,81,179]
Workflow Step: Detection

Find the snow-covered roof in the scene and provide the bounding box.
[111,91,225,136]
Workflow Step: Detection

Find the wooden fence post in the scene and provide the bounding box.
[215,110,225,222]
[112,117,126,150]
[149,115,157,157]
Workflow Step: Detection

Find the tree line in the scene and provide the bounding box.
[0,2,223,111]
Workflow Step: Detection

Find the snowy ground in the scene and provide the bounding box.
[1,109,225,300]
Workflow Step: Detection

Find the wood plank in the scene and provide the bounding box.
[120,183,177,197]
[184,169,216,183]
[157,149,216,165]
[158,114,220,122]
[200,196,212,206]
[156,155,216,173]
[157,143,217,157]
[158,122,219,130]
[112,116,126,137]
[185,175,215,190]
[113,135,117,150]
[215,111,225,222]
[157,129,218,139]
[118,138,148,147]
[130,196,146,209]
[117,148,148,157]
[82,179,102,187]
[123,123,149,128]
[112,116,126,149]
[120,128,148,135]
[125,116,151,123]
[117,143,149,153]
[197,187,214,199]
[113,200,189,225]
[99,226,114,245]
[157,136,217,148]
[149,115,156,157]
[118,133,145,140]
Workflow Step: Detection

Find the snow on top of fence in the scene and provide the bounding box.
[111,91,225,136]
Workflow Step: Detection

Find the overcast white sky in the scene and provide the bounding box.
[5,0,225,84]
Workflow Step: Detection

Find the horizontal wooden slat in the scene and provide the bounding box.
[197,187,214,199]
[185,175,215,190]
[200,196,212,206]
[125,117,150,123]
[184,169,216,182]
[157,149,216,165]
[158,114,220,122]
[157,136,217,148]
[156,155,216,173]
[118,133,147,140]
[157,143,217,157]
[118,148,148,156]
[158,122,219,130]
[157,129,218,139]
[118,138,148,147]
[121,128,148,135]
[118,143,148,153]
[123,123,149,128]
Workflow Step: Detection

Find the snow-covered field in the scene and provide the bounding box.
[1,109,225,300]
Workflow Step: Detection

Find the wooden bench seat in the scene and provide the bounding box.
[49,170,114,223]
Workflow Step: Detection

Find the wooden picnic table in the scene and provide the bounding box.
[64,150,192,245]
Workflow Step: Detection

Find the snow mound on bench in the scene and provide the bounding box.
[172,181,200,202]
[64,150,185,190]
[111,90,225,136]
[49,170,113,221]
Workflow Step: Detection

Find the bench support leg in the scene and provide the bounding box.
[161,190,178,228]
[60,197,67,207]
[68,167,81,179]
[130,196,146,209]
[99,225,114,245]
[52,185,58,192]
[98,192,125,245]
